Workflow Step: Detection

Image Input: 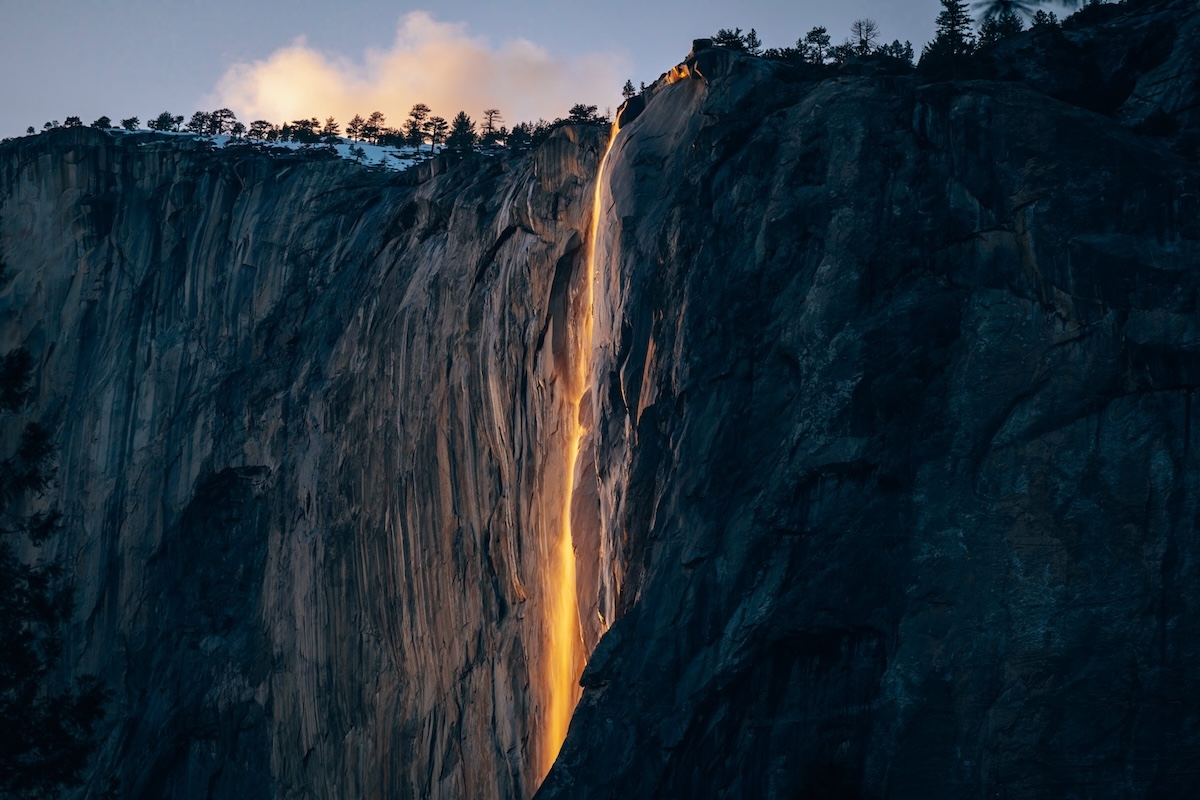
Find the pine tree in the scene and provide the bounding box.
[406,104,430,148]
[482,109,502,135]
[185,111,210,134]
[713,28,747,51]
[979,9,1025,46]
[0,330,108,798]
[622,80,636,100]
[424,116,449,152]
[208,108,237,136]
[802,26,831,64]
[287,118,320,144]
[827,42,855,65]
[147,111,179,132]
[851,19,880,56]
[878,40,916,65]
[568,104,599,124]
[936,0,976,54]
[744,28,762,55]
[248,120,272,140]
[319,117,341,144]
[507,122,532,151]
[975,0,1037,18]
[480,109,503,147]
[1031,9,1059,27]
[363,111,386,144]
[920,0,977,76]
[445,111,477,153]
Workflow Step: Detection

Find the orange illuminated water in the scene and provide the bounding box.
[540,120,621,782]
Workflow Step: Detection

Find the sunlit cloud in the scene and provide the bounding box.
[202,12,629,129]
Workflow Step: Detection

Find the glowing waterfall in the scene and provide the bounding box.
[541,120,621,781]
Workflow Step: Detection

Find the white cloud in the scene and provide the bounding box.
[202,12,628,129]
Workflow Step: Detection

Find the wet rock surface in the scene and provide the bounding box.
[1,1,1199,797]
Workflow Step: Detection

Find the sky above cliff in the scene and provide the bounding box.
[1,0,1070,138]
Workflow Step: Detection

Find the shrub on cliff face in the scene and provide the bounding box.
[0,264,108,797]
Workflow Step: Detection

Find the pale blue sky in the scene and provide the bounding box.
[1,1,1072,138]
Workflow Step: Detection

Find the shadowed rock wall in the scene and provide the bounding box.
[545,6,1200,797]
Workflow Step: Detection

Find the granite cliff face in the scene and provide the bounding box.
[2,1,1200,797]
[0,126,611,798]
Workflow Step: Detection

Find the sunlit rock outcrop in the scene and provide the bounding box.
[0,125,610,798]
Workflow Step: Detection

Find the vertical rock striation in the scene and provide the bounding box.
[0,126,609,798]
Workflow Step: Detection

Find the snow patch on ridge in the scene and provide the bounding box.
[109,128,433,171]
